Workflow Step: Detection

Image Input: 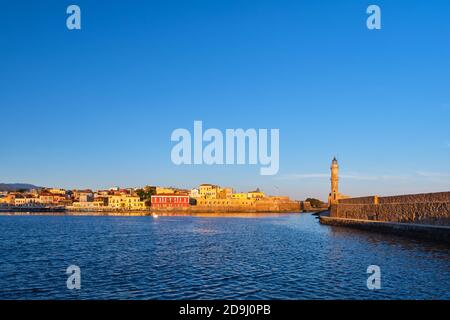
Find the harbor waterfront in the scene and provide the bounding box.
[0,184,307,213]
[1,159,448,301]
[0,212,448,300]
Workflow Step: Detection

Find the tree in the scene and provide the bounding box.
[136,186,157,206]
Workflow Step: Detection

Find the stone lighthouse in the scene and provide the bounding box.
[328,157,339,205]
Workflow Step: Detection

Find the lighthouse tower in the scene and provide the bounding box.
[329,157,339,205]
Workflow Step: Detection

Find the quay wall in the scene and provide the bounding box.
[320,216,450,243]
[330,192,450,226]
[153,200,300,213]
[61,200,300,215]
[338,196,379,205]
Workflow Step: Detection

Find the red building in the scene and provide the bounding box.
[151,194,190,208]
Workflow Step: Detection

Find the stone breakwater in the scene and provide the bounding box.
[330,191,450,226]
[320,216,450,243]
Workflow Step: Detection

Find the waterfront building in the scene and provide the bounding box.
[219,187,233,199]
[247,189,265,200]
[94,196,109,206]
[72,198,106,209]
[0,194,13,204]
[189,188,200,198]
[108,194,146,210]
[39,193,54,204]
[72,189,94,201]
[38,192,66,205]
[79,192,94,203]
[1,193,43,206]
[231,193,248,200]
[199,184,219,199]
[198,184,234,199]
[71,193,108,209]
[195,194,296,209]
[151,194,189,208]
[13,194,38,206]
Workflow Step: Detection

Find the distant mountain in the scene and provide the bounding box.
[0,183,42,191]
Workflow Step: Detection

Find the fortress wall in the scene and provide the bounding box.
[335,204,374,220]
[331,192,450,226]
[338,196,378,205]
[377,202,450,224]
[150,200,300,213]
[377,192,450,204]
[67,200,300,214]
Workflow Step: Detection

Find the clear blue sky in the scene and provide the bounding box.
[1,0,449,200]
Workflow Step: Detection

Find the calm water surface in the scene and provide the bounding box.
[0,213,448,299]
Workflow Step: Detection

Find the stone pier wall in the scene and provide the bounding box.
[330,192,450,226]
[189,200,300,213]
[64,200,300,214]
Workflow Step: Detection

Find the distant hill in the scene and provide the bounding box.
[0,183,42,191]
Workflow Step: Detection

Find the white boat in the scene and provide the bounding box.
[152,213,158,218]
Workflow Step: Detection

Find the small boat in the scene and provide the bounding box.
[152,213,159,218]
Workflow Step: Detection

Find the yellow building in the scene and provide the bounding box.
[219,187,233,199]
[108,195,146,210]
[199,184,219,199]
[247,189,265,200]
[198,184,234,199]
[0,194,13,205]
[231,193,248,200]
[72,199,105,209]
[48,188,67,195]
[156,187,175,195]
[8,194,39,206]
